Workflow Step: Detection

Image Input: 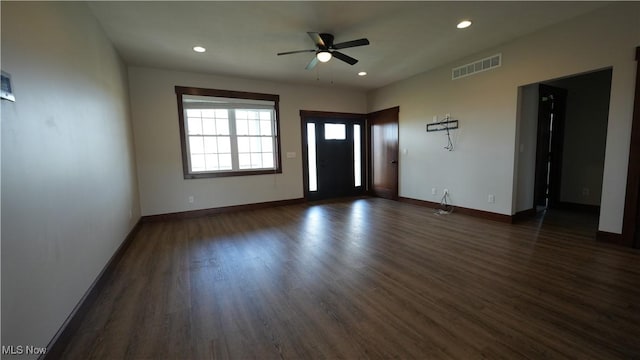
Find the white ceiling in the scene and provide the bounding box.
[87,1,607,91]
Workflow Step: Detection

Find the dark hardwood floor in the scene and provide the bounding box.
[61,198,640,359]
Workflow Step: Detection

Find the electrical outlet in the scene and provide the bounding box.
[488,194,495,203]
[431,187,437,195]
[188,196,194,203]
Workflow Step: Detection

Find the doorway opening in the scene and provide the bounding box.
[300,111,366,201]
[516,68,613,236]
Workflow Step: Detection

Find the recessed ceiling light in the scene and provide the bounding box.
[457,20,472,29]
[193,46,206,53]
[358,71,367,76]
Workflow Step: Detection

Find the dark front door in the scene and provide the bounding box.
[316,122,354,199]
[368,107,399,200]
[302,113,365,201]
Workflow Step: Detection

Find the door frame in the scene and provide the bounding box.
[300,110,367,200]
[622,46,640,248]
[367,107,400,200]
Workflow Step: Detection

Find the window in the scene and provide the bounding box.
[324,123,346,140]
[176,87,281,178]
[307,123,317,192]
[354,124,361,187]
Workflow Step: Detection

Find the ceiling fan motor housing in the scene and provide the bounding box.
[319,33,334,50]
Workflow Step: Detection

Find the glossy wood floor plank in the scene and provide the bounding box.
[61,198,640,359]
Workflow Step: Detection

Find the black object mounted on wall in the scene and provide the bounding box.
[426,119,458,132]
[1,71,15,102]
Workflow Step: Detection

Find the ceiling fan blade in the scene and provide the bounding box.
[307,32,325,47]
[332,38,370,50]
[305,56,319,70]
[332,51,358,65]
[277,49,316,56]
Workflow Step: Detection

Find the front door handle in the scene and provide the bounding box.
[391,160,398,164]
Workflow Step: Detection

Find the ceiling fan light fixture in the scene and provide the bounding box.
[317,51,332,63]
[193,46,206,53]
[358,71,367,76]
[456,20,472,29]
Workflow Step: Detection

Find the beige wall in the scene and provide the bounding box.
[128,67,367,216]
[367,2,639,233]
[1,2,140,356]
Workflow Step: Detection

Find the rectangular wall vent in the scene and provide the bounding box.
[452,53,501,80]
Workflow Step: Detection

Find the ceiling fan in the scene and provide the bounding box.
[277,32,370,70]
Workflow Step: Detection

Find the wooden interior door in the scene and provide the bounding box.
[368,107,399,200]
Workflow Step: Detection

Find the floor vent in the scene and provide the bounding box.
[452,53,501,80]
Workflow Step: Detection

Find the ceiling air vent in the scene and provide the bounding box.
[452,53,501,80]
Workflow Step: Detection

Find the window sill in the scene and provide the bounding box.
[184,168,282,179]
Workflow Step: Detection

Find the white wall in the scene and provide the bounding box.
[128,67,366,216]
[367,2,639,233]
[1,2,140,356]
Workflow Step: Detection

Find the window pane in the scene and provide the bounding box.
[219,154,232,169]
[215,109,228,118]
[237,137,250,153]
[189,136,204,153]
[201,109,216,118]
[251,153,262,168]
[325,123,346,140]
[218,137,231,153]
[247,111,258,120]
[202,118,216,135]
[248,120,260,135]
[259,111,271,121]
[354,124,361,187]
[186,109,201,117]
[307,123,317,191]
[188,118,202,135]
[191,154,205,171]
[249,137,261,152]
[260,120,272,136]
[205,154,218,170]
[238,154,251,169]
[262,153,274,168]
[261,138,273,152]
[236,110,247,120]
[203,137,217,153]
[216,119,229,135]
[236,119,248,135]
